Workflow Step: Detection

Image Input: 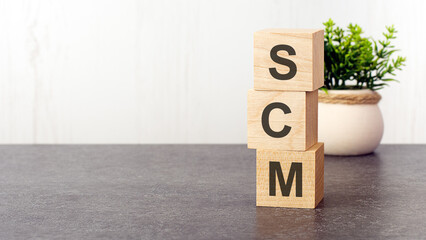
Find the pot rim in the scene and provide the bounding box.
[320,89,375,95]
[319,89,381,105]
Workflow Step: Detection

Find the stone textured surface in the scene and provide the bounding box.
[0,144,425,239]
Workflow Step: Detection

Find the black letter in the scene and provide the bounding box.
[269,162,302,197]
[262,102,291,138]
[269,44,297,80]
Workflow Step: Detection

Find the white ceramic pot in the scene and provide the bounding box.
[318,89,384,156]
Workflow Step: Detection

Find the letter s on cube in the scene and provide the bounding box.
[247,89,318,151]
[254,29,324,91]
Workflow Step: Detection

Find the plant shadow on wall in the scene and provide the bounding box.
[319,19,406,156]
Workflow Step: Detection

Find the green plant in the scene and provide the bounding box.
[323,19,406,91]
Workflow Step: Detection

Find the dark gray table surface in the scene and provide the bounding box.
[0,144,425,239]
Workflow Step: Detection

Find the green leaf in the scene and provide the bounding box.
[323,19,406,91]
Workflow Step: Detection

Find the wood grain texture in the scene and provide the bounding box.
[256,142,324,209]
[248,89,318,151]
[254,29,324,91]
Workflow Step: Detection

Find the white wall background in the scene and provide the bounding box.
[0,0,424,144]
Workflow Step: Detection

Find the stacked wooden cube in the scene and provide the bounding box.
[248,29,325,208]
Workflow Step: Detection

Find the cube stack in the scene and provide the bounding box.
[248,29,324,208]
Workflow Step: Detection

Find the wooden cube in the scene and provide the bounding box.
[254,29,324,91]
[247,89,317,151]
[256,142,324,208]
